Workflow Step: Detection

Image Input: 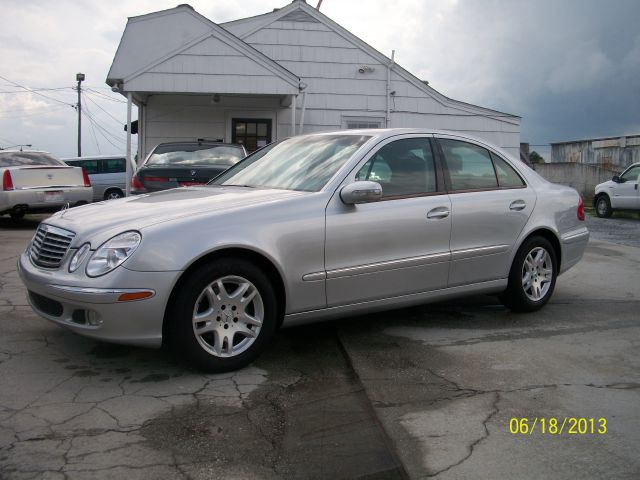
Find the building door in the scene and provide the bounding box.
[231,119,272,152]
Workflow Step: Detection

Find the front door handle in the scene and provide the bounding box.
[509,200,526,211]
[427,207,450,219]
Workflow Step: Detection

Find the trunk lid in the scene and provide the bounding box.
[8,166,86,189]
[137,166,228,192]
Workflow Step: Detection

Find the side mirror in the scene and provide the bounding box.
[612,175,621,183]
[340,181,382,204]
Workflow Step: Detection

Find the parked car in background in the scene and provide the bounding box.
[1,150,92,220]
[18,129,588,371]
[63,155,135,201]
[594,162,640,217]
[130,140,246,194]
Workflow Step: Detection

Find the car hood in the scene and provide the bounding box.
[595,180,615,190]
[47,186,307,245]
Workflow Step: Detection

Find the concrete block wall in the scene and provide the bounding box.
[533,163,618,200]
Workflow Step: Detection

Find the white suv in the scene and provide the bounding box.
[594,163,640,217]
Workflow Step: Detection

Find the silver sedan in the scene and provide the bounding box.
[18,129,589,371]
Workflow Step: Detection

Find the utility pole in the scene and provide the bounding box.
[76,73,85,157]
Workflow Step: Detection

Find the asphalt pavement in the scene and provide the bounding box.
[0,214,638,479]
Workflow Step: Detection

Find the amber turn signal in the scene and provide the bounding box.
[117,291,154,302]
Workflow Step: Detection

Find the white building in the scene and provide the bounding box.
[107,0,520,161]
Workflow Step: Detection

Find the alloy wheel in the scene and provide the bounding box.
[192,275,264,358]
[521,247,553,301]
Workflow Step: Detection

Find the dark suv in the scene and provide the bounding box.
[131,140,246,194]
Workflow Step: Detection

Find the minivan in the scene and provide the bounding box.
[63,156,135,201]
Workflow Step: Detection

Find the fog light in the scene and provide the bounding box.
[86,310,102,326]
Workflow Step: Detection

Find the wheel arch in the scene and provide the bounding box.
[518,228,562,270]
[103,187,124,199]
[162,247,287,345]
[593,191,610,208]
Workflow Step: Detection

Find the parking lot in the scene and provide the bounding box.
[1,214,639,479]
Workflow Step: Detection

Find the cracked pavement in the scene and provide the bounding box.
[339,238,640,479]
[1,214,639,479]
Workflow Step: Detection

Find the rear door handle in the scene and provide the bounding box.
[509,200,526,211]
[427,207,450,219]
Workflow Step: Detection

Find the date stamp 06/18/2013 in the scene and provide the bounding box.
[509,417,607,435]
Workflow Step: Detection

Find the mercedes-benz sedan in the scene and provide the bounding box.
[18,129,589,371]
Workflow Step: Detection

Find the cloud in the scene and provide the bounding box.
[0,0,639,155]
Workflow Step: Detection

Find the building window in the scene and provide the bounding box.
[232,119,272,152]
[342,116,385,130]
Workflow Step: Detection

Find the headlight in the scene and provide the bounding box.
[69,243,91,272]
[86,231,141,277]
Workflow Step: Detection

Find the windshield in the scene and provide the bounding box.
[211,135,371,192]
[146,144,245,167]
[0,151,64,167]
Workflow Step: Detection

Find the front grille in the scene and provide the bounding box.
[30,224,75,269]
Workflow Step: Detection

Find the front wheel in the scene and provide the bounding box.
[168,259,278,372]
[595,195,612,218]
[500,236,557,312]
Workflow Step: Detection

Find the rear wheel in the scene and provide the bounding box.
[104,189,124,200]
[500,236,557,312]
[168,259,278,372]
[595,195,612,218]
[9,211,25,221]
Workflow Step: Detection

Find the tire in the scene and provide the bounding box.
[500,236,557,313]
[104,189,124,200]
[595,195,613,218]
[9,211,25,221]
[167,258,278,372]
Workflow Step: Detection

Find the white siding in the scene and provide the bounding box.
[108,9,212,80]
[143,94,283,158]
[126,34,299,95]
[244,15,520,155]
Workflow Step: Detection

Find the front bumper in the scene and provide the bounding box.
[18,251,180,348]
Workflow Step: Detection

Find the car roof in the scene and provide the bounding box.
[0,149,53,155]
[153,141,243,147]
[62,155,127,161]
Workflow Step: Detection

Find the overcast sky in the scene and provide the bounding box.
[1,0,639,159]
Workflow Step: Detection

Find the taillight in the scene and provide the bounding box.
[131,175,146,192]
[81,167,91,187]
[144,176,169,182]
[577,195,585,221]
[2,170,14,191]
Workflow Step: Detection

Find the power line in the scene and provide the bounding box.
[82,92,124,125]
[0,135,20,145]
[82,110,122,150]
[0,87,72,94]
[85,88,127,103]
[0,75,75,108]
[0,103,69,118]
[81,100,101,155]
[81,107,128,148]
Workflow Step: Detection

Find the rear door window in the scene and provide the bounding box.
[103,158,125,173]
[439,139,498,191]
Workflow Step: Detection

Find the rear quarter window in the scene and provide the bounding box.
[491,153,526,188]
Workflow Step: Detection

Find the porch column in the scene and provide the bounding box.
[126,92,132,196]
[290,94,297,137]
